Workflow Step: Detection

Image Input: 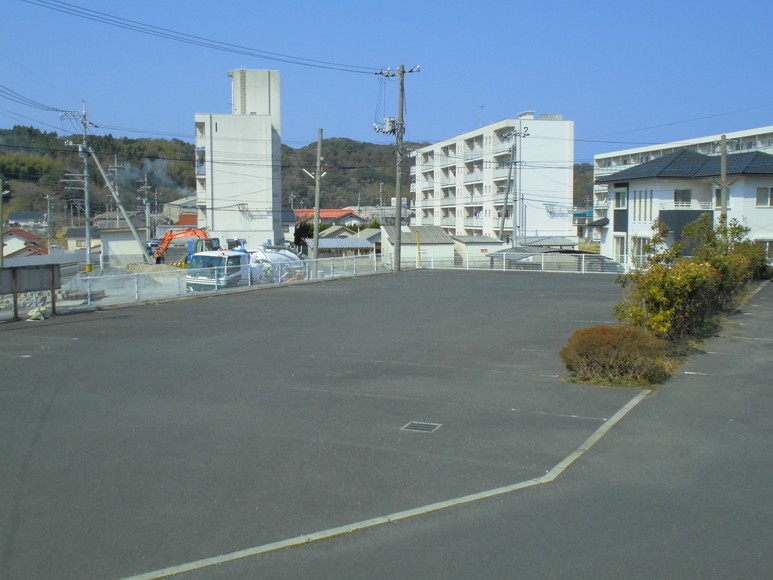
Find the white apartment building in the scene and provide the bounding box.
[411,113,575,243]
[592,125,773,265]
[194,70,283,247]
[592,125,773,258]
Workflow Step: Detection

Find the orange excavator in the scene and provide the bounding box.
[153,228,220,262]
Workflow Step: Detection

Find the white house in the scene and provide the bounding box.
[595,149,773,266]
[195,69,283,248]
[2,228,41,258]
[411,112,575,243]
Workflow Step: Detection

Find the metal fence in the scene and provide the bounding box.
[1,251,622,322]
[0,255,390,321]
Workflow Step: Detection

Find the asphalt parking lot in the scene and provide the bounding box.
[2,270,770,579]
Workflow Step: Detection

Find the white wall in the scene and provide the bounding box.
[101,230,147,267]
[600,174,773,260]
[195,70,282,248]
[412,116,575,241]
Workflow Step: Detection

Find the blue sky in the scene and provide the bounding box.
[3,0,773,164]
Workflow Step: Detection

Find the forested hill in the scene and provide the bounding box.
[0,126,417,217]
[0,125,592,218]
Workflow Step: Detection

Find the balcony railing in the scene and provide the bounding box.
[659,200,714,210]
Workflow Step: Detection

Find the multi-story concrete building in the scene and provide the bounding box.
[592,125,773,262]
[411,113,575,243]
[194,69,283,247]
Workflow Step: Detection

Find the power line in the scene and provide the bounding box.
[0,83,71,113]
[23,0,382,75]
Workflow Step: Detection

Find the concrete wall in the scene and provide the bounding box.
[101,230,147,267]
[412,115,575,241]
[195,70,282,248]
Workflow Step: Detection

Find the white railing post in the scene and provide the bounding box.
[135,273,140,301]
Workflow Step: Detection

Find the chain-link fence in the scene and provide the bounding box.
[2,251,622,322]
[1,255,391,321]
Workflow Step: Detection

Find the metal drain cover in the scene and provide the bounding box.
[401,421,442,433]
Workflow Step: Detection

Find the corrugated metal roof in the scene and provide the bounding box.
[522,236,577,248]
[451,235,502,244]
[306,237,373,249]
[382,226,455,244]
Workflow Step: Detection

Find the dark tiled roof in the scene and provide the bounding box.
[596,149,773,183]
[695,151,773,177]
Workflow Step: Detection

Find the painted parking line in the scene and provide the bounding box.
[122,389,651,580]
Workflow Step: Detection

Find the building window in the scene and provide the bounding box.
[613,236,626,264]
[674,189,692,207]
[755,187,773,207]
[632,237,649,266]
[714,188,733,209]
[614,189,627,209]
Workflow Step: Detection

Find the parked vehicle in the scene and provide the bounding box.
[249,246,305,284]
[186,250,251,291]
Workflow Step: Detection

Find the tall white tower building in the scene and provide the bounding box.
[194,69,283,247]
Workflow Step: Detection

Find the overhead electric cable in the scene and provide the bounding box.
[23,0,382,74]
[0,83,71,113]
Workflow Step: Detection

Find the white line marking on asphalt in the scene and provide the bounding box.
[121,389,651,580]
[511,408,607,422]
[684,371,708,376]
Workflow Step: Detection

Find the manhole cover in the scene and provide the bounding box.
[401,421,442,433]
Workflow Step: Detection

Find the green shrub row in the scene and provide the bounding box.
[561,215,766,386]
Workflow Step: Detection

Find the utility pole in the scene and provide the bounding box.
[45,194,53,250]
[89,151,154,264]
[62,104,95,271]
[498,134,516,242]
[109,155,123,228]
[313,129,322,264]
[138,173,152,240]
[720,134,728,239]
[379,182,384,224]
[511,125,529,247]
[302,129,325,273]
[375,65,420,272]
[0,174,8,268]
[80,104,93,272]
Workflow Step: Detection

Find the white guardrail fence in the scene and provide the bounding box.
[1,252,622,321]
